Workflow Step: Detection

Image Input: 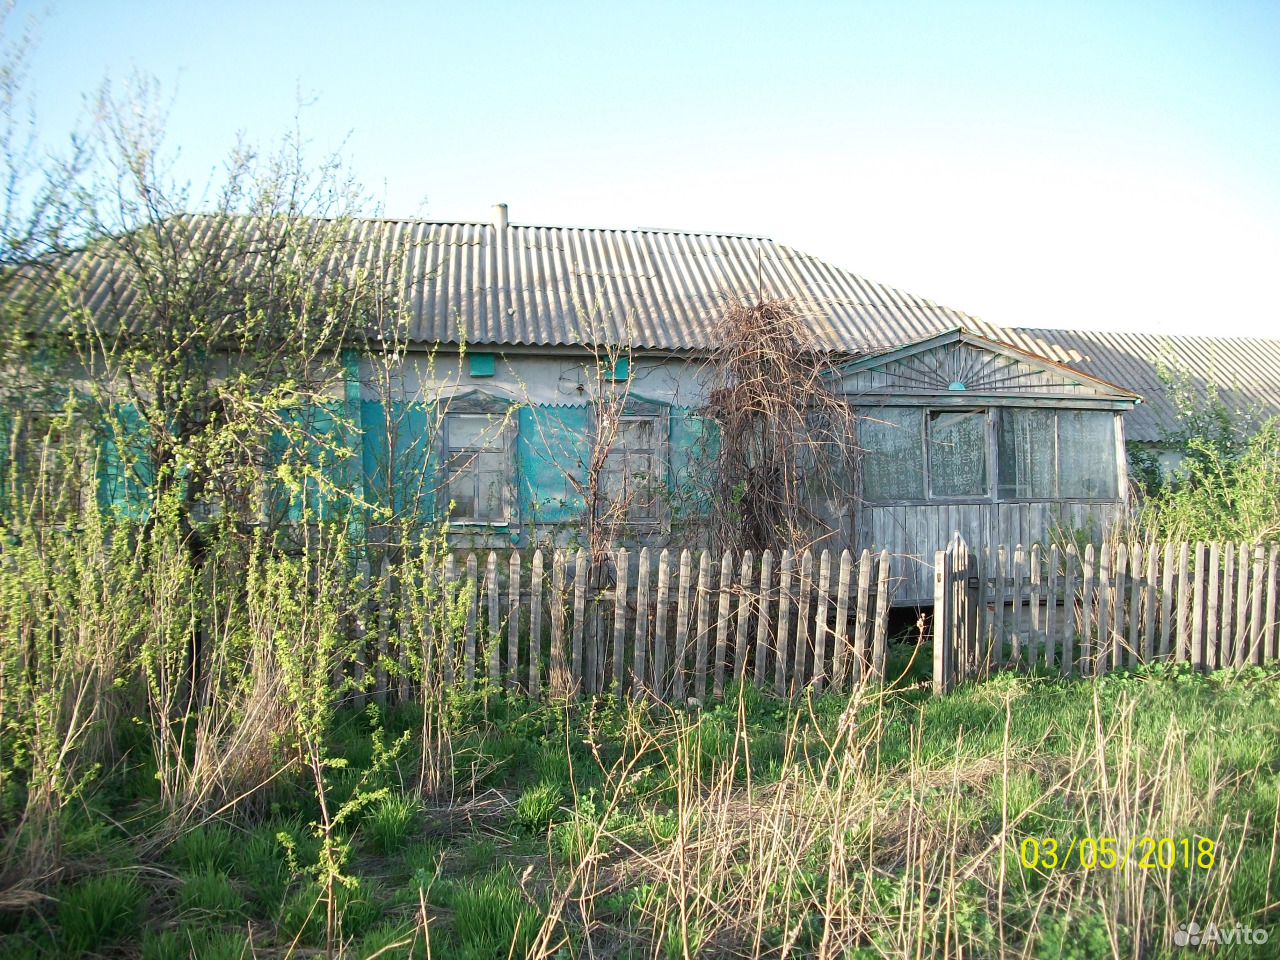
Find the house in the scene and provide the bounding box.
[19,204,1145,605]
[333,205,1138,603]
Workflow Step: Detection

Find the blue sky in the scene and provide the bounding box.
[17,0,1280,336]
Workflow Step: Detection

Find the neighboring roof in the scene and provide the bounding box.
[997,328,1280,442]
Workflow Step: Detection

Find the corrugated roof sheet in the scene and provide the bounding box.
[43,213,1280,443]
[997,328,1280,442]
[335,218,995,352]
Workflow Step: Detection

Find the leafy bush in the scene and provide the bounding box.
[1139,420,1280,541]
[279,877,385,945]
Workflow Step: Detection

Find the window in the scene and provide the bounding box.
[1058,410,1118,498]
[443,410,513,523]
[860,407,924,501]
[601,414,665,524]
[853,405,1126,504]
[997,409,1117,500]
[927,410,987,498]
[859,407,989,501]
[997,409,1057,498]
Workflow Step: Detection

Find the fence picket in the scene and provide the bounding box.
[1176,543,1191,663]
[812,550,831,691]
[832,550,853,686]
[872,549,891,683]
[1080,545,1095,677]
[792,551,814,694]
[504,553,520,691]
[733,551,754,685]
[613,548,629,693]
[1142,545,1157,663]
[853,548,872,685]
[1111,543,1128,670]
[463,553,478,683]
[550,551,567,696]
[1267,546,1279,662]
[714,550,733,697]
[978,545,992,678]
[633,548,651,696]
[1126,543,1143,668]
[674,549,692,702]
[1062,545,1078,676]
[654,550,671,699]
[1045,545,1059,670]
[1234,542,1250,667]
[441,554,457,685]
[529,550,543,697]
[485,552,500,685]
[1218,545,1228,670]
[572,549,587,692]
[933,549,951,694]
[1097,544,1113,677]
[993,546,1007,666]
[754,550,774,687]
[775,550,793,696]
[1205,542,1220,671]
[1250,544,1265,666]
[376,559,392,706]
[398,565,411,703]
[1159,542,1175,659]
[694,551,712,701]
[1029,544,1042,667]
[1011,544,1025,664]
[1193,542,1209,669]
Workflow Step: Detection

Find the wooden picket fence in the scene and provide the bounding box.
[345,546,896,705]
[932,538,1280,693]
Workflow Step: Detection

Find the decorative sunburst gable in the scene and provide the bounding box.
[836,329,1138,402]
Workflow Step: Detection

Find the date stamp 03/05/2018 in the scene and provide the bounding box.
[1016,836,1216,872]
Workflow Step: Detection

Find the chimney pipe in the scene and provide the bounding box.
[492,203,508,232]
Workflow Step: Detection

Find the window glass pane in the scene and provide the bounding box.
[928,410,987,498]
[475,470,504,520]
[626,454,660,521]
[447,413,501,450]
[616,418,655,450]
[859,408,924,501]
[445,470,474,520]
[997,409,1057,498]
[444,427,509,522]
[603,417,664,522]
[1059,411,1117,498]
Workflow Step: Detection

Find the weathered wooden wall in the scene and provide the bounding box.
[860,501,1122,605]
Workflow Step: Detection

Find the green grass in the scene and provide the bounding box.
[279,878,387,946]
[176,869,247,922]
[57,873,145,954]
[168,822,237,873]
[364,791,422,854]
[512,781,563,835]
[437,870,543,960]
[5,664,1278,957]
